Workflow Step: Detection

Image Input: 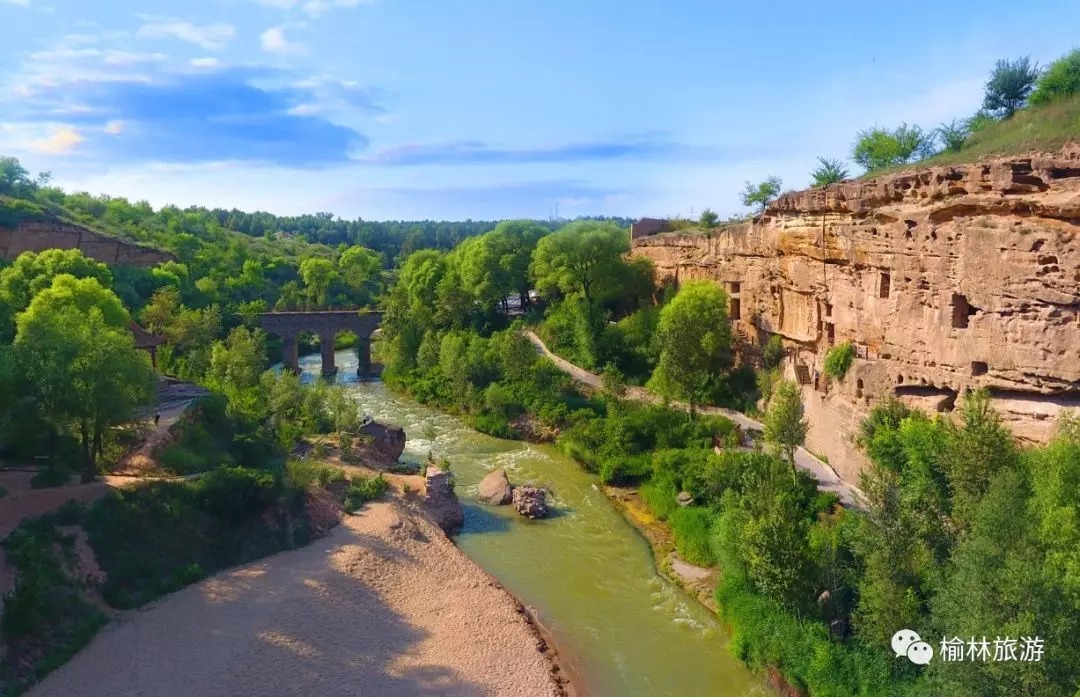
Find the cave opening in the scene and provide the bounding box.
[951,294,978,328]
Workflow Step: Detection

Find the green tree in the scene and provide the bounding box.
[0,249,113,340]
[851,123,936,172]
[762,380,808,484]
[206,327,268,393]
[13,284,155,481]
[983,56,1040,118]
[698,208,720,229]
[488,220,547,311]
[0,156,33,195]
[937,119,970,153]
[337,245,381,303]
[529,220,628,306]
[740,176,782,214]
[1029,49,1080,107]
[810,157,849,187]
[648,280,732,412]
[299,257,338,307]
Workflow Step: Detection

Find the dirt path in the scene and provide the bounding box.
[28,497,565,697]
[523,330,864,507]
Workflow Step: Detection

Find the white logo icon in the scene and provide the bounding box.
[892,629,934,665]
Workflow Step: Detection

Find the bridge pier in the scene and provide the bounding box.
[320,332,337,378]
[282,334,300,373]
[358,338,372,377]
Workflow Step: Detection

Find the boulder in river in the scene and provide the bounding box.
[424,466,464,534]
[512,485,548,519]
[477,468,513,505]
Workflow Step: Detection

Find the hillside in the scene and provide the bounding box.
[631,145,1080,482]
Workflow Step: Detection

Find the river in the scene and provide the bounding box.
[297,350,766,697]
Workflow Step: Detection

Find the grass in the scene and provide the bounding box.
[343,474,389,513]
[667,507,717,567]
[862,95,1080,178]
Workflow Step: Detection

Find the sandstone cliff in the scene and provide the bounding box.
[630,148,1080,482]
[0,219,173,267]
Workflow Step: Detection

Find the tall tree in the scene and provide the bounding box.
[763,379,808,485]
[698,208,720,229]
[337,245,381,303]
[13,280,154,481]
[647,280,732,413]
[299,257,338,307]
[529,221,628,307]
[983,56,1040,118]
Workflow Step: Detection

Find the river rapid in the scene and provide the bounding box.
[297,350,767,697]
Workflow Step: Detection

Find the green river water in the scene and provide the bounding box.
[298,351,766,697]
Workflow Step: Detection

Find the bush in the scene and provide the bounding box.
[196,467,281,522]
[668,507,717,566]
[30,466,72,489]
[0,485,7,499]
[343,475,389,513]
[1029,49,1080,107]
[158,445,209,474]
[286,458,347,489]
[823,341,855,380]
[762,334,785,369]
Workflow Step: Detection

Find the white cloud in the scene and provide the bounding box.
[260,26,302,53]
[28,126,85,154]
[1,0,31,5]
[287,103,321,115]
[104,120,124,135]
[189,57,222,69]
[136,18,235,51]
[302,0,368,16]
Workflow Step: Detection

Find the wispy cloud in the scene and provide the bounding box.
[360,136,765,166]
[250,0,372,16]
[28,126,85,154]
[135,17,236,51]
[0,0,31,5]
[260,26,302,54]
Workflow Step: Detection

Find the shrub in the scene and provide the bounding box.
[0,485,6,499]
[1030,48,1080,106]
[159,445,209,474]
[823,341,855,380]
[668,507,717,566]
[762,334,785,369]
[343,475,389,513]
[286,458,346,489]
[196,467,281,523]
[30,466,71,488]
[982,56,1040,118]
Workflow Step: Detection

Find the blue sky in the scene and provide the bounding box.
[1,0,1077,220]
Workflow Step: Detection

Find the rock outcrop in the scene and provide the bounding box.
[630,148,1080,482]
[0,219,173,266]
[511,486,549,519]
[358,421,406,462]
[424,466,464,534]
[478,468,513,505]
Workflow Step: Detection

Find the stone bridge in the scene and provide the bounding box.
[257,310,382,377]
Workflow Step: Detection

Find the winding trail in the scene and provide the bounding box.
[522,330,864,508]
[28,497,564,697]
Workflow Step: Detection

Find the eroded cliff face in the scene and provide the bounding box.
[0,219,173,267]
[631,149,1080,482]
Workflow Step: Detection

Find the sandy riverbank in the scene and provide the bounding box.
[26,491,573,697]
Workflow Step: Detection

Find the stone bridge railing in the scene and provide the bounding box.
[257,310,382,377]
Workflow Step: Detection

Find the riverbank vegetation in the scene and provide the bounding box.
[376,216,1080,696]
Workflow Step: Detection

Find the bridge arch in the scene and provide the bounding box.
[257,310,382,377]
